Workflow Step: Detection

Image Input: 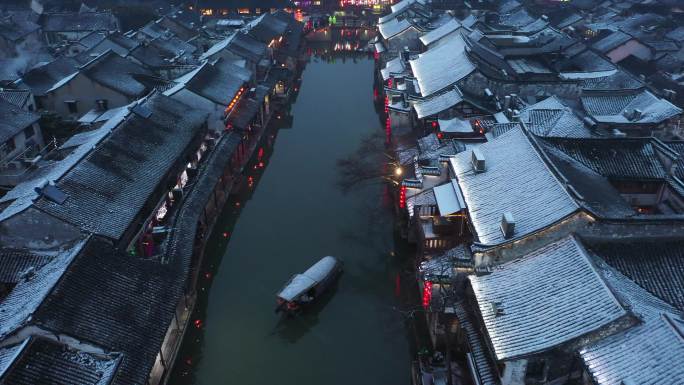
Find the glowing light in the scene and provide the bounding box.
[422,281,433,308]
[394,167,402,176]
[399,186,406,209]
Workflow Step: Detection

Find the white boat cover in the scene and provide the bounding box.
[277,256,337,301]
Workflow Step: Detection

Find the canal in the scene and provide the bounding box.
[170,51,414,384]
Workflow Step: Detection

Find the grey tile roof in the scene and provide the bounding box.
[581,90,681,124]
[80,51,153,97]
[19,57,80,96]
[518,96,592,138]
[379,17,413,40]
[592,31,632,53]
[419,19,462,46]
[0,337,121,385]
[588,240,684,311]
[29,132,241,385]
[185,61,247,106]
[0,110,128,223]
[449,127,579,246]
[413,87,464,119]
[380,57,405,81]
[579,260,684,385]
[228,32,268,63]
[409,33,475,97]
[541,137,668,180]
[538,141,635,218]
[33,93,206,240]
[31,236,179,385]
[41,12,118,32]
[244,12,288,44]
[0,249,51,283]
[453,302,499,385]
[469,236,628,360]
[580,70,644,92]
[0,239,86,340]
[0,97,39,144]
[0,15,39,42]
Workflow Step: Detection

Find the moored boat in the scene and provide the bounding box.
[275,256,342,314]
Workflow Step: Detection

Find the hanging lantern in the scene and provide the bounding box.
[422,281,433,308]
[399,185,406,209]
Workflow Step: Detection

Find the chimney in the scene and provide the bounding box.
[503,95,511,111]
[500,212,515,239]
[632,108,642,121]
[471,148,486,172]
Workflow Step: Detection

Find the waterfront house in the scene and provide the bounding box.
[15,56,79,110]
[458,235,684,385]
[42,50,154,119]
[201,31,270,81]
[0,97,44,188]
[165,59,252,132]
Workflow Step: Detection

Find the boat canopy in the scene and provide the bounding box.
[277,256,337,301]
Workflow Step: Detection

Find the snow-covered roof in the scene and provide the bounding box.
[409,33,475,97]
[413,87,464,119]
[380,56,405,81]
[469,236,628,360]
[46,71,79,93]
[579,260,684,385]
[449,127,579,246]
[0,239,86,340]
[419,19,462,47]
[0,107,129,223]
[378,17,413,40]
[581,90,682,125]
[433,180,465,216]
[438,117,473,134]
[200,33,235,60]
[518,96,592,138]
[277,256,338,301]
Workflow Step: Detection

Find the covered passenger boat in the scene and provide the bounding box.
[275,256,342,314]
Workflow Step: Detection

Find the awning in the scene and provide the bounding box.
[433,180,465,216]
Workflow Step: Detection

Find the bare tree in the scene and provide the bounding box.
[335,131,393,193]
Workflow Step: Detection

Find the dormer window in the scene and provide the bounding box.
[97,99,108,110]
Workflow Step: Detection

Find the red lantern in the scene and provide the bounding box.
[422,281,433,308]
[399,185,406,209]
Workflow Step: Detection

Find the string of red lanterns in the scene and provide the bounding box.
[399,185,406,209]
[422,281,433,308]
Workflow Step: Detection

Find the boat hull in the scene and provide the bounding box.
[276,257,343,314]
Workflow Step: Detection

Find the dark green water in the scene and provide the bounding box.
[171,55,412,385]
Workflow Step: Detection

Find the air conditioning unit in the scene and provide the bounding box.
[500,212,515,239]
[471,148,486,172]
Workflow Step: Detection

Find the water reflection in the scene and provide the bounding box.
[272,280,340,344]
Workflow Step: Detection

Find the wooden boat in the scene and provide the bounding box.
[275,256,342,314]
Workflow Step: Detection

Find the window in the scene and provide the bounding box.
[97,99,108,110]
[65,100,78,114]
[526,359,546,379]
[23,125,35,138]
[4,138,16,153]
